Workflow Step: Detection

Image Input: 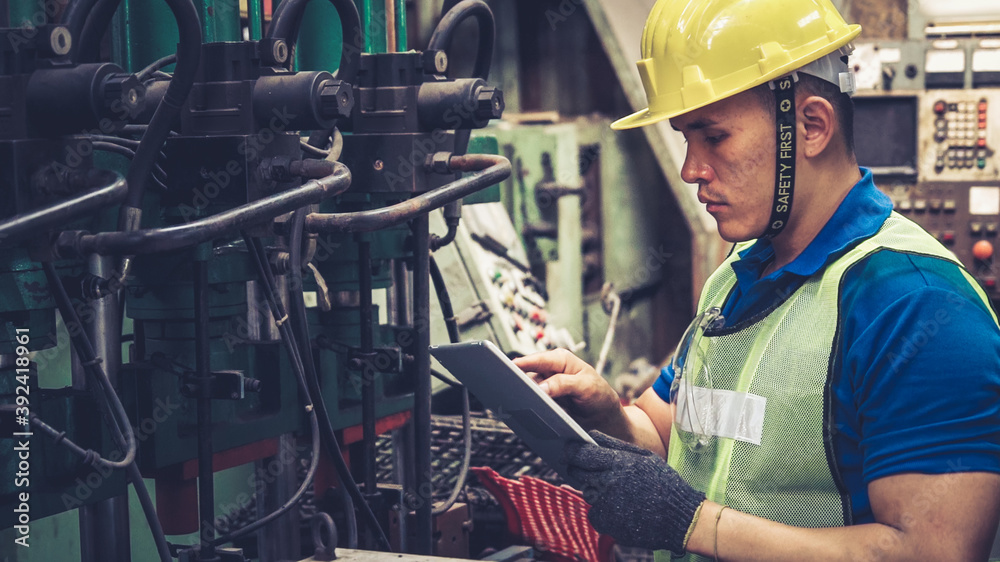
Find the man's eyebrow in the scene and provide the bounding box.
[671,118,717,132]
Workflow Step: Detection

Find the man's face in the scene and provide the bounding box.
[670,90,776,242]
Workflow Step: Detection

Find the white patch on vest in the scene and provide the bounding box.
[675,380,767,446]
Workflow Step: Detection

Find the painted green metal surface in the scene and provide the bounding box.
[295,0,343,72]
[6,0,46,28]
[462,133,501,205]
[199,0,242,43]
[361,0,385,53]
[112,0,178,73]
[395,0,407,50]
[247,0,263,40]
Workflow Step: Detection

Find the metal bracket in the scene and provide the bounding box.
[347,347,404,374]
[535,180,586,202]
[180,370,262,400]
[454,302,492,329]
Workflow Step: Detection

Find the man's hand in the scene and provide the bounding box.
[565,430,706,553]
[513,349,628,436]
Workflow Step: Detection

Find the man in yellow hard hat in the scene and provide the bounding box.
[515,0,1000,560]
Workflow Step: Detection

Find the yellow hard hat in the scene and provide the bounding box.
[611,0,862,130]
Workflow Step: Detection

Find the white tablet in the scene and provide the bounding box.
[429,340,596,478]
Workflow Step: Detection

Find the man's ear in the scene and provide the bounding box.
[798,95,836,158]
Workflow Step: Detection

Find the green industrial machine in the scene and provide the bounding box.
[0,0,515,560]
[0,0,709,560]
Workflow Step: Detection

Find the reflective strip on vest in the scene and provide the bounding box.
[658,212,996,562]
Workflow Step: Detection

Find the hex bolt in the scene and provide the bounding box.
[317,80,354,121]
[474,86,505,123]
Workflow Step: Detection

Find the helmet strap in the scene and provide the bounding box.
[764,74,797,238]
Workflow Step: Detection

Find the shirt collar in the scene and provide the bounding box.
[733,167,892,281]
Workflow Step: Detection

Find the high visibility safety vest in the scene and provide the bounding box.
[659,212,998,562]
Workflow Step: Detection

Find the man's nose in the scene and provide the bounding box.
[680,147,714,186]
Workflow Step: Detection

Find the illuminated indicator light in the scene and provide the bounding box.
[978,138,988,148]
[986,278,997,290]
[979,158,987,169]
[980,120,988,130]
[935,101,948,114]
[973,240,994,261]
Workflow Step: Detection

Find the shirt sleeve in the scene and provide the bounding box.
[840,252,1000,484]
[652,363,676,403]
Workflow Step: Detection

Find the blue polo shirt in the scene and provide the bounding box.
[653,168,1000,524]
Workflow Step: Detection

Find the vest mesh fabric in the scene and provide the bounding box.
[659,213,991,562]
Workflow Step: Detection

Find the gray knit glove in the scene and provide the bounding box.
[565,430,706,553]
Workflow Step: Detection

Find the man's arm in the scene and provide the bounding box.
[629,387,673,458]
[684,472,1000,561]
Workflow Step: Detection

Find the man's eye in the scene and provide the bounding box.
[706,134,726,145]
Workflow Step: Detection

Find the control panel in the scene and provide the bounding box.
[884,182,999,299]
[854,88,1000,303]
[430,202,581,359]
[919,91,1000,181]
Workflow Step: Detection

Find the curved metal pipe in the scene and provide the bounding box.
[428,0,495,81]
[268,0,363,84]
[72,0,122,63]
[0,171,126,246]
[57,163,351,257]
[305,154,510,233]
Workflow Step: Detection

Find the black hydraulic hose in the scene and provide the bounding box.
[305,154,510,234]
[126,463,172,562]
[90,142,169,192]
[60,0,100,54]
[212,235,323,546]
[57,163,351,256]
[428,255,471,517]
[428,0,495,82]
[136,54,177,82]
[428,255,459,344]
[430,1,496,156]
[9,410,170,562]
[73,0,121,63]
[0,171,126,246]
[287,210,392,551]
[267,0,362,84]
[430,219,459,252]
[119,0,201,226]
[40,262,136,470]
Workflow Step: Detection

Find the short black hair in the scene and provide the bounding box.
[748,73,855,154]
